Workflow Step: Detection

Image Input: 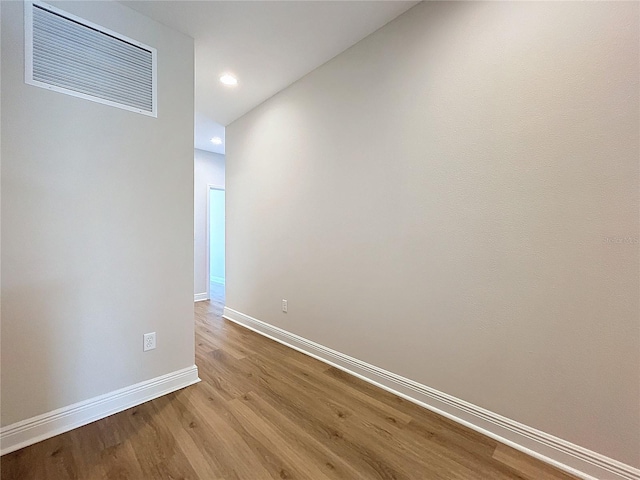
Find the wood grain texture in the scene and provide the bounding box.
[0,284,579,479]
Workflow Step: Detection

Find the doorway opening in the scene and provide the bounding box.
[207,186,225,304]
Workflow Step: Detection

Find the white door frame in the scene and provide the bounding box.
[206,184,225,301]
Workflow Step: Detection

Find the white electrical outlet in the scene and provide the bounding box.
[143,332,156,351]
[282,299,288,313]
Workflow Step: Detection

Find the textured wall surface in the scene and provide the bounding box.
[1,1,195,426]
[227,1,639,467]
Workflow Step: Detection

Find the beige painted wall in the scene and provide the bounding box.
[194,149,225,296]
[226,1,639,467]
[1,1,195,426]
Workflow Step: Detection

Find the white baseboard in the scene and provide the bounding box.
[222,307,639,480]
[194,292,209,302]
[0,365,200,456]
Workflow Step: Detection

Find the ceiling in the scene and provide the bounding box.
[122,1,418,154]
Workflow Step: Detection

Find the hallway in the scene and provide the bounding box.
[2,292,577,479]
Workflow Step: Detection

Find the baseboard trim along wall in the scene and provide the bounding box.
[194,292,209,302]
[0,365,200,456]
[222,307,639,480]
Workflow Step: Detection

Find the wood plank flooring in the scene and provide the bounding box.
[1,284,579,479]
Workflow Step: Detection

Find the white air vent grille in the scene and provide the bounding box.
[25,1,157,116]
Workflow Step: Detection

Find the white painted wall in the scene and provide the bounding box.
[194,149,225,297]
[226,1,639,469]
[1,1,195,426]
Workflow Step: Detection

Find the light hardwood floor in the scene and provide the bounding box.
[1,285,579,479]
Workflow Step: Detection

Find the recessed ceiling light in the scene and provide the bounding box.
[211,137,223,145]
[219,73,237,86]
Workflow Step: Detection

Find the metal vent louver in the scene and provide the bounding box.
[25,1,157,117]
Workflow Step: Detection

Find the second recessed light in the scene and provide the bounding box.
[211,137,222,145]
[219,73,237,86]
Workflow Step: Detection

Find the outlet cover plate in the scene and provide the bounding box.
[143,332,156,351]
